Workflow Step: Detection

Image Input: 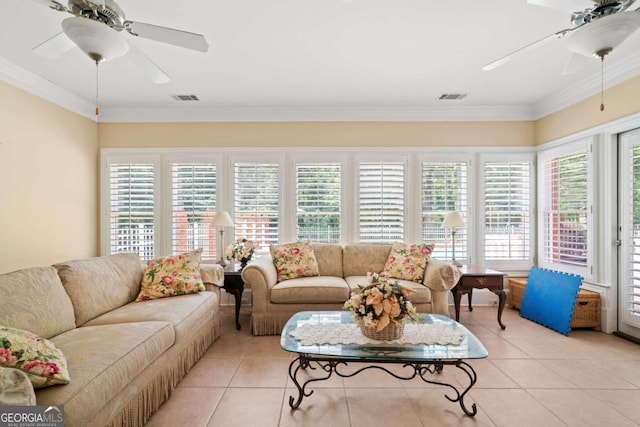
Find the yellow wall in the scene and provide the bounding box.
[536,74,640,144]
[98,121,535,148]
[0,82,98,274]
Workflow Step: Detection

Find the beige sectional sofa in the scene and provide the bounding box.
[243,243,461,335]
[0,253,223,427]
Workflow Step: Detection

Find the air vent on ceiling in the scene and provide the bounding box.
[438,93,467,101]
[172,94,200,101]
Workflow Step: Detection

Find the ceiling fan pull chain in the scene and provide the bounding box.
[600,55,605,112]
[95,60,100,116]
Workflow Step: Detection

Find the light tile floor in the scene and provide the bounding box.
[145,305,640,427]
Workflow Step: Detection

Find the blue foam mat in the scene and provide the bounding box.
[519,267,582,336]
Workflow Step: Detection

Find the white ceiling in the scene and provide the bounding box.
[2,0,640,121]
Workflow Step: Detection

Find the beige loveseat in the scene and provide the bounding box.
[242,243,461,336]
[0,253,223,427]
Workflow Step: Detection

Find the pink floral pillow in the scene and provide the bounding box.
[383,243,434,283]
[270,242,320,282]
[0,326,70,389]
[136,249,205,301]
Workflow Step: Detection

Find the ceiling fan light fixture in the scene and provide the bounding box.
[566,11,640,57]
[62,16,129,62]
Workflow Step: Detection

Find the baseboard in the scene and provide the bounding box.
[612,331,640,345]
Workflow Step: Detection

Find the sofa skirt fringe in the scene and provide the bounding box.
[105,323,216,427]
[250,313,293,336]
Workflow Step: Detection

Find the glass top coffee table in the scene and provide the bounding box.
[281,311,488,417]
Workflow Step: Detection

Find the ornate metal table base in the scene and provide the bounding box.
[288,354,478,417]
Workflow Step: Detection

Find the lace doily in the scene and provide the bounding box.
[290,322,464,346]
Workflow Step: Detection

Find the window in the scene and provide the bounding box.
[108,162,155,260]
[422,162,468,260]
[171,163,217,261]
[539,143,590,271]
[358,161,405,242]
[484,161,532,261]
[296,163,341,242]
[234,162,279,248]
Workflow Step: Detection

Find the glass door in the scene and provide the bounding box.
[618,129,640,339]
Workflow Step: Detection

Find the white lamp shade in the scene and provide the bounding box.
[566,11,640,57]
[62,17,129,62]
[211,211,234,228]
[442,211,465,229]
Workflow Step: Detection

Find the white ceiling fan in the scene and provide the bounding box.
[30,0,209,84]
[484,0,640,73]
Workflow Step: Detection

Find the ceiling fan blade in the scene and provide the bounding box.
[125,43,170,84]
[561,52,593,75]
[483,25,583,71]
[124,21,209,53]
[32,31,76,58]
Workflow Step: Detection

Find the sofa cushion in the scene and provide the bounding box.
[271,276,349,303]
[0,266,75,338]
[342,244,391,277]
[345,276,432,304]
[84,291,218,343]
[383,242,434,283]
[270,241,320,282]
[0,326,70,389]
[136,249,206,301]
[312,243,344,277]
[54,253,143,326]
[37,322,174,426]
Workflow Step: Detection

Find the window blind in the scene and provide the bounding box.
[626,143,640,315]
[541,151,588,267]
[422,162,467,260]
[484,162,531,261]
[296,163,341,243]
[234,162,279,248]
[171,163,216,261]
[359,162,404,243]
[109,163,155,260]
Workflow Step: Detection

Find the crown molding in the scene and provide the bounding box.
[97,104,534,122]
[532,51,640,119]
[0,56,96,121]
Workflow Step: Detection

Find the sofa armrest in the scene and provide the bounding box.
[241,255,277,313]
[200,264,224,287]
[422,258,461,292]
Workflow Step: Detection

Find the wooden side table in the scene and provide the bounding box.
[223,264,245,330]
[451,265,506,330]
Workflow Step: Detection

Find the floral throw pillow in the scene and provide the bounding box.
[270,241,320,282]
[136,249,206,301]
[383,243,435,283]
[0,326,70,389]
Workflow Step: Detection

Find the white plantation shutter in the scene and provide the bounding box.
[359,162,404,242]
[541,150,589,268]
[234,162,279,248]
[109,163,155,260]
[296,163,341,242]
[484,162,531,261]
[620,131,640,327]
[422,162,468,260]
[171,163,217,261]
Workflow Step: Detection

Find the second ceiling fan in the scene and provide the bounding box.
[484,0,640,73]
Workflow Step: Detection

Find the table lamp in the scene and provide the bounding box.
[211,211,234,266]
[442,211,465,267]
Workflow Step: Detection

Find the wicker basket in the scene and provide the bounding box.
[360,322,404,341]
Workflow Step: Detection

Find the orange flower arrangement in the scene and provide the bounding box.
[344,271,419,332]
